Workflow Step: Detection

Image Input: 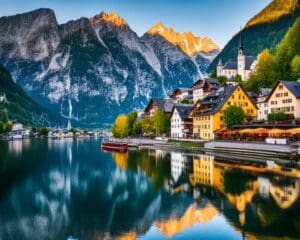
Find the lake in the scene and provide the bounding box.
[0,138,299,240]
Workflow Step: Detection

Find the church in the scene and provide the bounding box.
[216,34,257,81]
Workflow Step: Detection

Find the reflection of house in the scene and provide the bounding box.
[144,98,176,117]
[266,80,300,118]
[170,104,193,138]
[189,155,214,186]
[190,84,257,140]
[156,203,218,238]
[256,88,271,120]
[170,152,191,183]
[269,180,300,209]
[191,78,220,103]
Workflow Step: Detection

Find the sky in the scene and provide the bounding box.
[0,0,272,47]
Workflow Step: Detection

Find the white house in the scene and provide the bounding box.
[217,34,257,81]
[170,104,193,138]
[191,78,220,103]
[256,88,271,120]
[266,80,300,118]
[169,88,192,102]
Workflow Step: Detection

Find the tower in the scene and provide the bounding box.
[217,57,223,77]
[237,31,245,79]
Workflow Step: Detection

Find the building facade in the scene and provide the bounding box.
[267,81,300,119]
[217,34,257,82]
[170,105,193,138]
[192,78,220,103]
[256,88,271,121]
[190,84,257,140]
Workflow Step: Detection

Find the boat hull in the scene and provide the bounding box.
[101,142,128,153]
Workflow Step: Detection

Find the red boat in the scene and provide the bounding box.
[101,141,128,152]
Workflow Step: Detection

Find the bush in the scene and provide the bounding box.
[268,111,287,121]
[224,105,245,128]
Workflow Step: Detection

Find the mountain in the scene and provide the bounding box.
[208,0,300,72]
[0,9,219,128]
[0,64,63,125]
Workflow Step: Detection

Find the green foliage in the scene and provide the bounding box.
[38,126,49,136]
[127,111,138,136]
[216,75,228,85]
[152,109,170,135]
[133,121,142,136]
[209,68,217,78]
[0,110,8,123]
[180,99,194,104]
[0,121,4,133]
[268,111,287,121]
[234,74,243,83]
[140,117,155,136]
[168,139,204,148]
[111,114,128,138]
[83,129,88,136]
[291,55,300,79]
[4,121,13,132]
[224,105,245,128]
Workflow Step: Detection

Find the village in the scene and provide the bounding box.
[110,37,300,157]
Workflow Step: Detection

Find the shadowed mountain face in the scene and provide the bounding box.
[0,64,63,125]
[0,9,219,128]
[209,0,300,73]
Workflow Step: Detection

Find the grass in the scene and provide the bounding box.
[168,139,204,148]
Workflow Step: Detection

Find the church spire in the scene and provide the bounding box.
[217,57,223,66]
[238,29,244,55]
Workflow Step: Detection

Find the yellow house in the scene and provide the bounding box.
[266,80,300,118]
[190,84,257,140]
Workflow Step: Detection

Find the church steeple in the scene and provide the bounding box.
[217,57,223,66]
[238,30,244,55]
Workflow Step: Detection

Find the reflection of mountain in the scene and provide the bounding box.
[156,203,218,238]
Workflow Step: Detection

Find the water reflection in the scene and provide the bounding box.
[0,139,299,240]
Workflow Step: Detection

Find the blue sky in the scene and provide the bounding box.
[0,0,271,47]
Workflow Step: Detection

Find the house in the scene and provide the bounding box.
[217,33,257,81]
[170,104,193,138]
[191,78,220,103]
[169,88,193,102]
[257,88,271,120]
[144,98,176,117]
[266,80,300,119]
[190,84,257,140]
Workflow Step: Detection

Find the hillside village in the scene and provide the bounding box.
[112,36,300,143]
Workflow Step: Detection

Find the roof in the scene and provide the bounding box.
[191,79,205,89]
[145,98,176,113]
[191,84,258,116]
[266,80,300,101]
[192,78,220,90]
[258,88,272,97]
[171,104,193,119]
[245,56,256,70]
[223,61,237,70]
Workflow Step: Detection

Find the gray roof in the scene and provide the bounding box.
[258,88,272,97]
[245,56,256,70]
[172,104,193,119]
[281,81,300,98]
[223,61,237,70]
[150,98,176,113]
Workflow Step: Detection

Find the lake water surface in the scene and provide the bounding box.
[0,138,299,240]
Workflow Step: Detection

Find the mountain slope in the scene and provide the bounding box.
[0,9,219,127]
[0,64,63,125]
[208,0,300,72]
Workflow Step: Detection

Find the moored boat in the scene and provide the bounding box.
[101,141,128,152]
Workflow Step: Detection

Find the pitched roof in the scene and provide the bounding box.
[258,88,272,97]
[172,104,193,119]
[191,84,257,116]
[245,56,256,70]
[223,61,237,70]
[281,80,300,98]
[266,81,300,102]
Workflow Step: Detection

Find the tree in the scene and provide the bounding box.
[4,121,13,132]
[268,111,287,121]
[140,117,155,136]
[234,74,243,83]
[38,126,49,136]
[216,75,228,85]
[224,106,245,128]
[83,129,88,136]
[127,111,138,136]
[0,121,4,133]
[245,49,277,92]
[209,68,217,78]
[133,121,142,136]
[0,109,8,123]
[111,114,128,138]
[152,109,170,135]
[291,55,300,80]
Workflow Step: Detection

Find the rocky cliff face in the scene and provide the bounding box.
[0,9,219,127]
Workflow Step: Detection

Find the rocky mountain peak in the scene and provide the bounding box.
[146,22,219,55]
[91,11,128,27]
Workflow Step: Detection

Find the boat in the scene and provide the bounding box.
[101,141,128,152]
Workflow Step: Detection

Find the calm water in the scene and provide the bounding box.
[0,138,299,240]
